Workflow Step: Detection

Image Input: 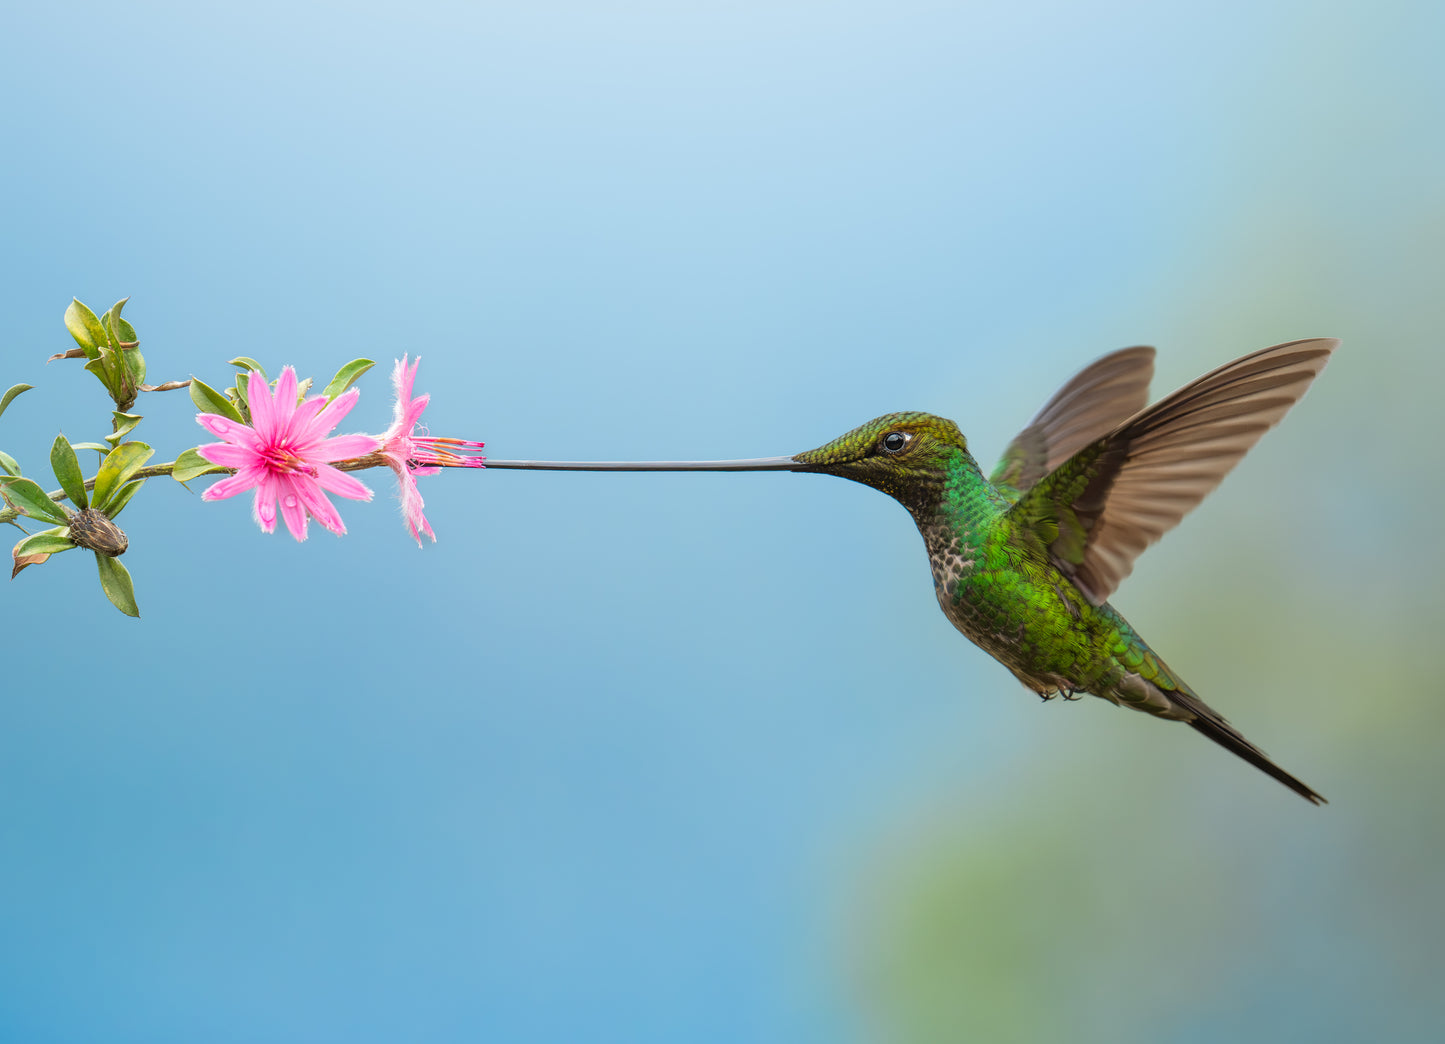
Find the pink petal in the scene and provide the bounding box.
[247,370,278,441]
[407,503,435,545]
[196,413,261,448]
[312,433,380,462]
[202,465,265,501]
[284,396,331,449]
[199,417,264,454]
[291,475,346,536]
[197,442,260,468]
[275,474,310,541]
[380,358,429,443]
[308,386,361,437]
[401,395,429,431]
[253,473,280,533]
[392,356,419,407]
[313,462,373,501]
[405,491,435,545]
[393,463,420,507]
[389,464,433,546]
[269,368,299,440]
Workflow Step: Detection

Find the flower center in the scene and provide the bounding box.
[261,444,317,476]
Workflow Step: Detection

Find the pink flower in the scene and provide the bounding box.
[196,368,380,541]
[377,355,486,546]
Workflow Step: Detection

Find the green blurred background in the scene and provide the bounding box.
[3,1,1442,1041]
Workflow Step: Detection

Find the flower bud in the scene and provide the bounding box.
[68,507,128,557]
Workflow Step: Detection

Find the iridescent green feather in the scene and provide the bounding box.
[1009,339,1337,604]
[792,339,1338,804]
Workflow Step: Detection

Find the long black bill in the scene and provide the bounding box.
[482,456,807,472]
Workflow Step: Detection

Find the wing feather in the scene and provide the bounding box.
[1010,338,1338,604]
[992,346,1155,494]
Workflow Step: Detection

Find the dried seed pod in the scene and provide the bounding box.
[68,508,128,557]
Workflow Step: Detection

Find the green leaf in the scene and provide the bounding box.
[96,554,139,617]
[122,345,147,389]
[230,374,250,420]
[106,479,145,518]
[0,450,20,477]
[103,298,145,391]
[189,378,244,423]
[228,357,268,378]
[49,434,87,509]
[11,547,51,579]
[15,526,76,556]
[0,476,70,524]
[64,299,110,360]
[0,384,32,423]
[70,442,110,456]
[170,446,220,482]
[321,358,375,403]
[100,298,137,345]
[104,412,144,446]
[83,355,121,394]
[91,441,153,511]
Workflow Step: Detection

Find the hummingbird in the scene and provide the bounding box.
[486,339,1337,804]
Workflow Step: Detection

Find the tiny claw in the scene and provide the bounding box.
[1037,690,1056,702]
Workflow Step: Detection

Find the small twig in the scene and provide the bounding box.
[139,380,192,393]
[334,451,388,473]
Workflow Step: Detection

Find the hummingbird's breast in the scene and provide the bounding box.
[917,518,1109,695]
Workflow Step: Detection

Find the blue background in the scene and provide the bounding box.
[3,1,1442,1040]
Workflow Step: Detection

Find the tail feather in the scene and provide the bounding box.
[1171,690,1326,805]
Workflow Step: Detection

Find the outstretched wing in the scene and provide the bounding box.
[992,346,1156,495]
[1010,338,1338,605]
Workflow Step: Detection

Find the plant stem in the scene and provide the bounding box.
[0,451,396,525]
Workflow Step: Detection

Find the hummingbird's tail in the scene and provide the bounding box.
[1167,688,1326,805]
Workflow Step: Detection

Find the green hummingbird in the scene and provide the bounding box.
[486,338,1337,804]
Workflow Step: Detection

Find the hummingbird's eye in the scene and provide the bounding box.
[881,431,910,454]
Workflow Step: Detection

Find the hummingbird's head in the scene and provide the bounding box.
[792,412,969,510]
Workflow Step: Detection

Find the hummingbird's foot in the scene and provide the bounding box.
[1036,690,1056,702]
[1060,687,1082,701]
